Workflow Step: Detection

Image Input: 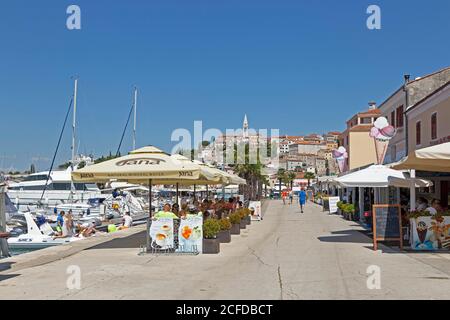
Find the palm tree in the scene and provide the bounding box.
[233,143,268,201]
[304,172,316,187]
[286,171,296,190]
[276,168,286,197]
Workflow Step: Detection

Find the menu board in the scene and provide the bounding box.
[149,218,174,250]
[249,201,262,221]
[177,216,203,253]
[328,197,340,214]
[372,205,403,251]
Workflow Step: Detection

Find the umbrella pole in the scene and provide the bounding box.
[146,179,153,252]
[193,184,196,202]
[206,185,208,201]
[176,183,179,206]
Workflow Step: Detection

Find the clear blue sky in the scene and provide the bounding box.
[0,0,449,171]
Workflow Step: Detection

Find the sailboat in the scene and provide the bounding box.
[6,78,102,211]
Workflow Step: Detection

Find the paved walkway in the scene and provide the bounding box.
[1,200,450,299]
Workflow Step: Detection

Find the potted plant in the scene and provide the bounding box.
[342,203,349,219]
[229,212,241,235]
[202,218,221,254]
[237,209,247,229]
[343,203,355,220]
[217,218,232,243]
[315,193,323,205]
[242,208,252,225]
[337,201,344,215]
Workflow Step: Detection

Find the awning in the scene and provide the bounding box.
[388,176,434,188]
[335,165,405,188]
[392,142,450,172]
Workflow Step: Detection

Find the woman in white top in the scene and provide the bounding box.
[62,212,75,237]
[53,212,74,239]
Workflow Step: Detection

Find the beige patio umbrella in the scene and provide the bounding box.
[72,146,208,251]
[169,155,227,202]
[230,175,247,185]
[171,155,224,185]
[392,143,450,172]
[72,146,201,184]
[72,146,203,217]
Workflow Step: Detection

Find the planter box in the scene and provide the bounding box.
[343,212,354,220]
[202,238,220,254]
[230,223,241,235]
[245,216,251,225]
[239,220,247,229]
[217,230,231,243]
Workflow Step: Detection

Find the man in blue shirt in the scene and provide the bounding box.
[56,211,65,234]
[299,189,307,213]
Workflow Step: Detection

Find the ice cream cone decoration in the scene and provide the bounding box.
[416,221,428,244]
[332,146,348,173]
[374,139,389,165]
[370,117,396,165]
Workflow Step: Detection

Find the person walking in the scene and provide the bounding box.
[299,188,307,213]
[289,190,293,205]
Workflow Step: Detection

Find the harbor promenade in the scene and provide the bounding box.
[2,200,450,299]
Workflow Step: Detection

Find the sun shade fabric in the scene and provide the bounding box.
[392,143,450,173]
[71,146,201,183]
[387,176,434,188]
[335,165,406,188]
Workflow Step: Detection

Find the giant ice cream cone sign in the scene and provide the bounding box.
[332,146,348,173]
[370,117,396,165]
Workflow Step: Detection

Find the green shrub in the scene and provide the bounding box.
[343,204,355,214]
[229,212,242,224]
[203,218,221,239]
[219,218,232,231]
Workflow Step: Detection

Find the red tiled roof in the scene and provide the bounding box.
[348,124,372,132]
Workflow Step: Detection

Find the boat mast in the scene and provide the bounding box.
[70,78,78,200]
[133,86,137,150]
[72,78,78,164]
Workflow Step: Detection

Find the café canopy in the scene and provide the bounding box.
[335,165,405,188]
[392,142,450,173]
